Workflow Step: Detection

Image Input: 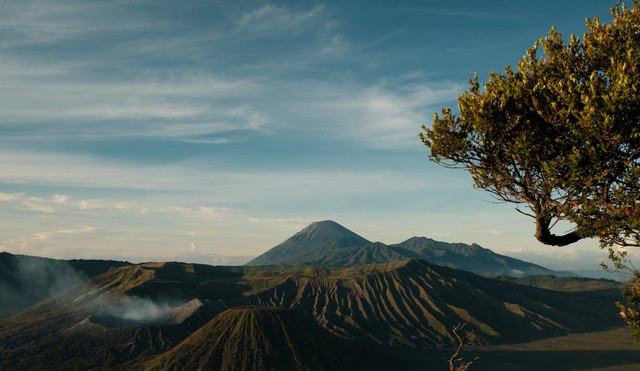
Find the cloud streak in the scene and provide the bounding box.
[34,226,96,240]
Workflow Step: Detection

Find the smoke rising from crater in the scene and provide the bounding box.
[99,296,178,325]
[0,253,88,317]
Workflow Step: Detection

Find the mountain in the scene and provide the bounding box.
[142,306,391,371]
[245,221,569,277]
[241,259,620,347]
[0,259,622,370]
[0,251,130,318]
[0,263,235,370]
[246,220,370,266]
[391,237,565,277]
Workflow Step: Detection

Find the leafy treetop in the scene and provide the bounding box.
[421,0,640,249]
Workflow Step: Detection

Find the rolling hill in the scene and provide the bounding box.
[246,220,569,277]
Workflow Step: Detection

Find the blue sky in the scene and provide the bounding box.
[0,0,626,275]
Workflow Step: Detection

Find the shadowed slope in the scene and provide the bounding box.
[0,259,624,370]
[303,242,420,266]
[393,237,565,277]
[239,260,622,347]
[0,263,256,370]
[0,251,130,317]
[143,306,389,371]
[497,275,622,300]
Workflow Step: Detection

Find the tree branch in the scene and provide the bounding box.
[449,323,479,371]
[535,214,583,246]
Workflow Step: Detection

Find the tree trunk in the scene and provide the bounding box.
[535,215,582,246]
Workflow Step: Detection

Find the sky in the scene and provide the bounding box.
[0,0,630,276]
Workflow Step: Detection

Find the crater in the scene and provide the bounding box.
[89,297,203,328]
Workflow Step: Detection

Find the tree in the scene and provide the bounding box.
[448,323,479,371]
[420,1,640,337]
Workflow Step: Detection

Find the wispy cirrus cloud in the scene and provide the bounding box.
[0,0,458,150]
[276,78,462,148]
[0,190,239,222]
[407,8,518,19]
[34,226,96,240]
[0,0,165,47]
[0,193,65,213]
[0,66,265,142]
[236,4,324,34]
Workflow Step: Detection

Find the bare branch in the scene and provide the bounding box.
[515,206,536,218]
[449,323,479,371]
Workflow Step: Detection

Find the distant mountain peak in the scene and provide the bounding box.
[246,222,568,277]
[245,221,370,266]
[294,220,367,242]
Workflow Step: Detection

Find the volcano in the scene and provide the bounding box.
[246,220,370,266]
[246,221,569,277]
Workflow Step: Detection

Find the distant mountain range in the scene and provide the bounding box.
[246,220,573,277]
[0,221,579,321]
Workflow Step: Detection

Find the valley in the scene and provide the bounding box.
[0,221,635,370]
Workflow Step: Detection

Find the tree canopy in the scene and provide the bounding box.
[421,1,640,250]
[421,0,640,340]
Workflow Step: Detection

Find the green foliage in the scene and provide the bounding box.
[421,1,640,336]
[421,1,640,247]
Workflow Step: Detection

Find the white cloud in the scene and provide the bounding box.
[0,192,24,201]
[77,199,111,210]
[0,1,457,150]
[158,206,233,220]
[0,149,434,194]
[0,192,60,213]
[34,226,96,240]
[22,197,54,213]
[0,190,136,215]
[320,34,349,55]
[236,5,324,34]
[52,194,69,203]
[0,0,165,47]
[0,65,264,141]
[114,202,130,210]
[276,79,462,148]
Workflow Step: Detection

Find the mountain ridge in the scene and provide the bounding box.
[245,221,570,277]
